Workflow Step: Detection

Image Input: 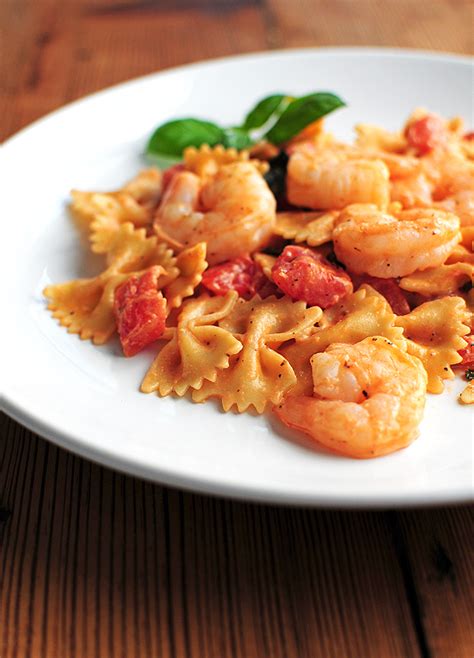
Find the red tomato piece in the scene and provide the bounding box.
[114,266,167,357]
[463,132,474,141]
[456,335,474,371]
[162,163,186,191]
[405,114,445,155]
[271,245,353,308]
[359,276,410,315]
[201,256,277,300]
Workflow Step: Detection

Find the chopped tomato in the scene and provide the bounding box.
[358,276,410,315]
[271,245,353,308]
[162,164,185,191]
[405,114,445,155]
[201,256,277,300]
[114,267,167,357]
[463,132,474,141]
[456,335,474,370]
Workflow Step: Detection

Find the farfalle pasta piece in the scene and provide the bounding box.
[253,253,276,280]
[281,285,406,396]
[459,381,474,404]
[192,296,322,413]
[121,168,163,206]
[164,242,207,310]
[90,213,130,254]
[396,296,469,393]
[72,168,161,222]
[183,144,268,179]
[44,223,178,343]
[274,211,338,246]
[219,295,321,341]
[72,168,162,252]
[89,204,158,256]
[104,223,178,280]
[354,123,407,152]
[399,263,473,296]
[445,244,474,265]
[70,190,148,230]
[141,292,242,396]
[44,272,134,344]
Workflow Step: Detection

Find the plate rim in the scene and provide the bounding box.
[2,46,473,508]
[3,401,473,509]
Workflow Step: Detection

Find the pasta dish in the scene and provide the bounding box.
[44,96,473,458]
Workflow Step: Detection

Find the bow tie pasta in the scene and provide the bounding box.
[71,168,163,251]
[193,295,322,412]
[274,210,338,246]
[141,292,242,397]
[395,296,470,393]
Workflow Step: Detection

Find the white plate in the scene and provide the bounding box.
[2,48,473,507]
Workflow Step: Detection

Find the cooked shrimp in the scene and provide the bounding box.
[153,162,276,265]
[333,203,460,278]
[286,148,390,210]
[275,337,427,458]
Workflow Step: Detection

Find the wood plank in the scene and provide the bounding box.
[266,0,473,54]
[395,508,474,658]
[0,0,78,141]
[1,416,421,658]
[0,0,269,142]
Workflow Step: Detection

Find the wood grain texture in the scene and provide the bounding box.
[1,0,473,656]
[266,0,474,54]
[0,417,432,658]
[397,508,474,657]
[1,417,473,658]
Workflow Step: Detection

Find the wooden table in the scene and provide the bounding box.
[1,1,473,656]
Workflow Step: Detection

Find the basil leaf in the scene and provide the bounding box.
[265,92,345,144]
[222,127,254,150]
[146,118,225,157]
[242,94,288,131]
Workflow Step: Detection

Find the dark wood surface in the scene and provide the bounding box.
[1,1,473,656]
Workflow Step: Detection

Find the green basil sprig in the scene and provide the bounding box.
[147,118,225,158]
[221,127,254,150]
[265,93,345,144]
[241,94,291,131]
[146,91,345,160]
